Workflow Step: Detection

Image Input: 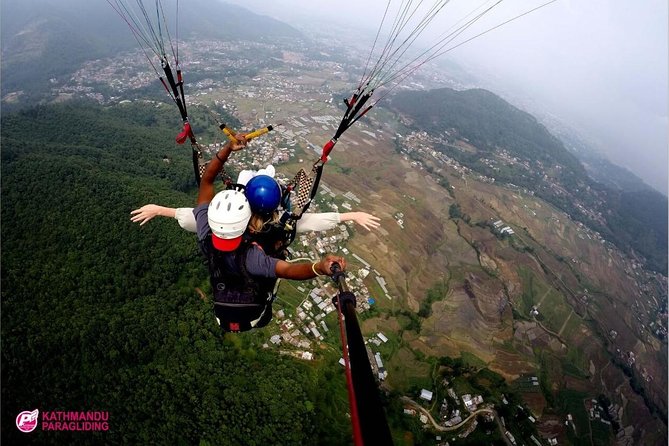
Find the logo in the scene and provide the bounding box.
[16,409,39,433]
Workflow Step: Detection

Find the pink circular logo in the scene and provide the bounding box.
[16,409,39,433]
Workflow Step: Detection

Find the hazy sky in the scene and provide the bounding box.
[224,0,668,194]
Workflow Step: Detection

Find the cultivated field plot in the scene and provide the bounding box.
[557,389,592,446]
[517,266,573,334]
[538,291,573,335]
[385,346,432,392]
[276,279,311,310]
[560,313,582,341]
[518,266,551,315]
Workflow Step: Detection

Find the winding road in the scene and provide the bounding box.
[400,396,514,445]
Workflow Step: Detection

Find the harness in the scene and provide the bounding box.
[203,237,277,333]
[249,218,295,260]
[248,164,323,255]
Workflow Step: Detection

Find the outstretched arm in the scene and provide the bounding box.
[296,211,381,233]
[275,254,346,280]
[133,206,382,235]
[197,135,247,205]
[130,204,176,226]
[130,205,198,232]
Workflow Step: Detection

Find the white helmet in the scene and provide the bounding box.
[208,189,252,251]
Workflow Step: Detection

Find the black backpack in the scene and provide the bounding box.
[204,239,276,332]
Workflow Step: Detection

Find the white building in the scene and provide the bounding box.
[420,389,433,401]
[374,352,387,380]
[310,327,322,339]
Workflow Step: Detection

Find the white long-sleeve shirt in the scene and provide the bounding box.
[175,208,341,234]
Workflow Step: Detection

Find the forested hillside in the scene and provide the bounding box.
[389,87,667,274]
[1,102,351,445]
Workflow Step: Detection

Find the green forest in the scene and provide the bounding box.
[1,102,356,445]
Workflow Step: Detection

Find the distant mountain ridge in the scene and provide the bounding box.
[556,129,657,194]
[1,0,303,98]
[388,87,667,274]
[390,87,586,178]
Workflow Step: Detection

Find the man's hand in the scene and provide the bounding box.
[316,254,346,275]
[198,134,248,205]
[229,133,248,151]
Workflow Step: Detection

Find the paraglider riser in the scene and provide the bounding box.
[337,293,394,445]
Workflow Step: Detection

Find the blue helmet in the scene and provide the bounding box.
[245,175,282,215]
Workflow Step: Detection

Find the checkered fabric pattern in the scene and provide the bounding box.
[196,156,231,183]
[290,167,317,211]
[198,160,208,179]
